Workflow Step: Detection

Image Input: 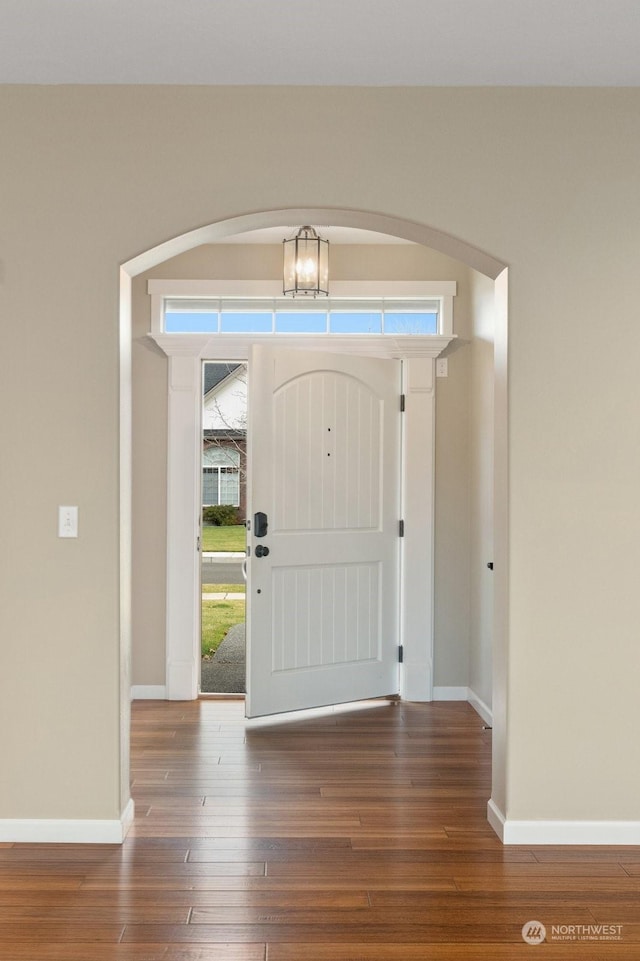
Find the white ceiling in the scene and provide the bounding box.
[2,0,640,86]
[217,227,411,245]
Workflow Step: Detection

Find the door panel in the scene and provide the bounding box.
[273,370,381,531]
[246,345,401,718]
[271,562,380,670]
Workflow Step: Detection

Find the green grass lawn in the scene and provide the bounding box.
[201,598,245,658]
[201,524,246,552]
[202,584,245,594]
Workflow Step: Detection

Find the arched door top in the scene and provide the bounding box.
[123,207,507,281]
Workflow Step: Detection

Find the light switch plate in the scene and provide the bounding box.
[58,506,78,538]
[436,358,448,377]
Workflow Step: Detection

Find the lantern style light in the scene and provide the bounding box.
[283,226,329,297]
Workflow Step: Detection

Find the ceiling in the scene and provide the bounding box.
[216,227,411,245]
[2,0,640,86]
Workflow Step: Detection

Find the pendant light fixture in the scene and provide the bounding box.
[283,226,329,297]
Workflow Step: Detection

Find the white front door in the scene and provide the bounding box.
[246,345,402,718]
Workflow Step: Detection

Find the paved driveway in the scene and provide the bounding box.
[201,557,245,585]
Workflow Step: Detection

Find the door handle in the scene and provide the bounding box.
[255,544,270,558]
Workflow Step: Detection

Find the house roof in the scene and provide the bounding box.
[203,363,242,396]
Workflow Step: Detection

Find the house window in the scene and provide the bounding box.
[202,447,240,506]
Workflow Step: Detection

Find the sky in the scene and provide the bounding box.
[165,309,438,335]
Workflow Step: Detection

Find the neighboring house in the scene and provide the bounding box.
[202,363,247,521]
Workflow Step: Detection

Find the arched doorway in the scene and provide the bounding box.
[121,206,509,822]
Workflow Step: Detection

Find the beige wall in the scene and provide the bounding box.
[132,244,478,691]
[1,85,639,827]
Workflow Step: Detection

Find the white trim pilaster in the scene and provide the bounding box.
[166,354,202,700]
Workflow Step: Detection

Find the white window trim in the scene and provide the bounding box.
[202,448,242,468]
[150,331,455,361]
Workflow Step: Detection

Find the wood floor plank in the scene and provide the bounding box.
[534,847,640,862]
[187,837,353,851]
[0,878,84,891]
[186,847,532,865]
[264,860,628,880]
[0,922,124,942]
[455,877,640,893]
[128,824,363,838]
[349,837,530,854]
[0,890,368,909]
[0,945,265,960]
[189,904,597,925]
[268,945,640,961]
[0,905,190,923]
[80,862,267,878]
[122,920,640,944]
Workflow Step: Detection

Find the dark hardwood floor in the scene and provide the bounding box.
[0,697,638,958]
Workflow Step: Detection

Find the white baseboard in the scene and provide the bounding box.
[487,798,506,841]
[0,799,135,844]
[131,685,167,700]
[121,797,135,839]
[488,799,640,845]
[433,686,469,700]
[432,686,493,725]
[467,688,493,726]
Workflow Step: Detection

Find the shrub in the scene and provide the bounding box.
[203,504,240,526]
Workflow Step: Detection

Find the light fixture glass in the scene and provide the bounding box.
[283,226,329,297]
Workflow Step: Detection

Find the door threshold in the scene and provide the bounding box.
[199,693,246,701]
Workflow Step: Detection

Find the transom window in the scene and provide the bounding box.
[148,281,456,349]
[164,298,439,335]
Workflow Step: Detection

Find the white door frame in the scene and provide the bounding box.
[150,327,453,703]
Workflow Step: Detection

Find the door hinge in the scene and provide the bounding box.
[398,645,404,663]
[399,519,405,537]
[400,393,406,412]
